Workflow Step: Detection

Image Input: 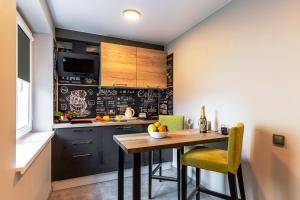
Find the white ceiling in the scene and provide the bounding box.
[17,0,55,35]
[47,0,231,45]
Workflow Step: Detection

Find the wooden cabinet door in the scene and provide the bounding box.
[137,48,167,89]
[101,42,137,87]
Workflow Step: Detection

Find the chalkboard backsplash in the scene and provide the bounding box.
[160,54,174,115]
[58,85,161,118]
[58,85,97,118]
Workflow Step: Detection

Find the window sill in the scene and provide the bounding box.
[16,131,54,175]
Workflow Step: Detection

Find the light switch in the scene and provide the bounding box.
[273,134,285,147]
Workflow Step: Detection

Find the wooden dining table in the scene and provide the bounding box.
[113,129,229,200]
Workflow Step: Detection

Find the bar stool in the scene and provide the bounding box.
[148,115,184,199]
[181,123,246,200]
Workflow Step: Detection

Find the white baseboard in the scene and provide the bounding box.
[52,162,172,191]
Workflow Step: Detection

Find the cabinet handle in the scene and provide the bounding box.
[72,153,92,158]
[116,126,133,130]
[72,140,93,145]
[73,129,93,133]
[113,83,127,87]
[146,85,160,89]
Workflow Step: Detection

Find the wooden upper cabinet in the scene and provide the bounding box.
[101,42,137,87]
[101,42,166,89]
[137,48,167,89]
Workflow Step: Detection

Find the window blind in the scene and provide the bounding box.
[18,25,30,82]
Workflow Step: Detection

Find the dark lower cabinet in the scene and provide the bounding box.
[101,125,146,173]
[52,127,101,181]
[52,124,173,181]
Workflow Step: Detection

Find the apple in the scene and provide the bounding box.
[148,124,158,132]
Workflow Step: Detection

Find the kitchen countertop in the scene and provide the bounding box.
[53,119,156,129]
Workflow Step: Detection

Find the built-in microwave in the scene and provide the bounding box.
[57,52,100,80]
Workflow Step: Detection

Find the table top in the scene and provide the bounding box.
[113,129,228,154]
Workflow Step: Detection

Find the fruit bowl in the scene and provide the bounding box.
[149,131,168,139]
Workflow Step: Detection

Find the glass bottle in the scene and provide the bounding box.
[199,106,207,133]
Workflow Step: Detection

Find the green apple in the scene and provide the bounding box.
[148,124,158,132]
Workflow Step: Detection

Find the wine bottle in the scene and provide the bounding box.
[199,106,207,133]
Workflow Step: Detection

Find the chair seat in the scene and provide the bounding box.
[181,147,229,174]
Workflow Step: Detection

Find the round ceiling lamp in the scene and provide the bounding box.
[123,9,142,21]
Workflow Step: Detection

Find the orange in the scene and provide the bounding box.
[158,125,167,132]
[95,116,102,121]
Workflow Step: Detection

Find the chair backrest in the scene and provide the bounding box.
[159,115,184,131]
[227,123,244,173]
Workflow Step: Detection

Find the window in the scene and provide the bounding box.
[17,13,33,135]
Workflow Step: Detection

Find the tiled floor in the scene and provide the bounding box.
[49,169,218,200]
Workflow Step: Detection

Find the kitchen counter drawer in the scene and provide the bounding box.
[55,128,98,154]
[63,139,98,155]
[114,125,145,135]
[52,146,101,181]
[55,127,97,141]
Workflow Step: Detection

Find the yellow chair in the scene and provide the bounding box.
[159,115,185,132]
[181,123,246,200]
[148,115,184,199]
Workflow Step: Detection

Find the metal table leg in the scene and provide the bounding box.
[118,147,124,200]
[159,150,162,181]
[177,147,184,200]
[181,165,187,200]
[148,151,153,199]
[133,153,141,200]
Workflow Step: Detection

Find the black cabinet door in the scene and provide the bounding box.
[101,125,147,173]
[52,128,101,181]
[114,125,145,169]
[99,126,117,173]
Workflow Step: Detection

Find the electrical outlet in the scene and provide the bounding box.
[273,134,285,147]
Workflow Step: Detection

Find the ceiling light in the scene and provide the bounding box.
[123,9,141,21]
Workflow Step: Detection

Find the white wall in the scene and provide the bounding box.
[0,1,18,199]
[0,1,52,200]
[167,0,300,199]
[32,33,54,131]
